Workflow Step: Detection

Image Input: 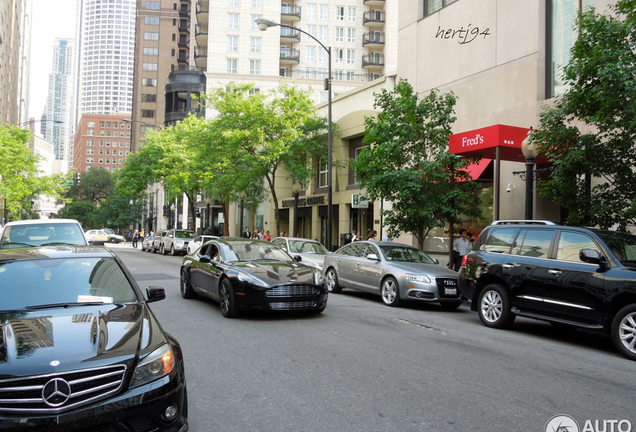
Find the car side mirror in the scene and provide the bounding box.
[580,249,608,267]
[292,254,302,262]
[367,253,379,261]
[432,258,439,265]
[199,255,212,263]
[146,286,166,303]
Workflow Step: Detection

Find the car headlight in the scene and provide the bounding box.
[314,269,325,285]
[175,239,184,245]
[130,344,175,389]
[237,272,269,287]
[405,273,431,284]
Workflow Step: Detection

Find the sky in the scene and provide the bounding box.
[28,0,77,125]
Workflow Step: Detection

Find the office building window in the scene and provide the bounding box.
[142,63,158,71]
[227,58,238,74]
[250,15,262,30]
[334,49,343,64]
[86,140,94,146]
[347,28,356,43]
[143,47,159,56]
[250,37,261,53]
[229,0,240,5]
[347,6,356,21]
[306,46,315,62]
[307,3,316,19]
[144,32,159,40]
[251,0,261,7]
[318,49,326,63]
[141,110,156,118]
[318,158,328,187]
[335,27,344,42]
[145,16,160,25]
[145,1,160,10]
[87,121,95,127]
[319,26,327,41]
[86,157,94,163]
[86,148,94,155]
[335,6,344,21]
[319,4,328,20]
[346,71,356,81]
[141,94,157,102]
[249,60,261,75]
[228,13,239,29]
[227,36,239,52]
[424,0,458,16]
[142,78,157,86]
[307,25,316,38]
[280,67,291,77]
[87,129,94,136]
[346,49,355,64]
[333,70,343,80]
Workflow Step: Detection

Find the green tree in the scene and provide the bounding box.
[534,0,636,229]
[93,196,139,231]
[0,124,68,221]
[206,82,330,235]
[65,167,115,205]
[351,79,481,250]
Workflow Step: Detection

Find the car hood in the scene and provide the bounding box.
[0,303,166,379]
[385,261,458,278]
[296,253,327,266]
[233,261,316,285]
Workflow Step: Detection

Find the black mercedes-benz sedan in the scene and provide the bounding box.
[0,246,188,431]
[180,238,328,317]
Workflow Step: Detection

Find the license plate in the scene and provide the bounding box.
[444,288,457,296]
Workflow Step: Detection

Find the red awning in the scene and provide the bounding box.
[459,158,491,181]
[449,124,548,164]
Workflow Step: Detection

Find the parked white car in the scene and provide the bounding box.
[0,219,89,249]
[187,235,219,255]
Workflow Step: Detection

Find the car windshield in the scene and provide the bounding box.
[1,223,87,249]
[221,241,292,263]
[0,257,138,311]
[103,228,115,234]
[288,240,328,255]
[595,231,636,262]
[380,245,436,263]
[175,230,196,239]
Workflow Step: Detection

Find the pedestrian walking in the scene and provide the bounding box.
[452,229,470,271]
[350,229,358,242]
[132,230,139,248]
[367,229,377,241]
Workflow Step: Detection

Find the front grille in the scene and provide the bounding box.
[265,285,320,297]
[436,277,460,298]
[0,364,126,414]
[270,301,317,310]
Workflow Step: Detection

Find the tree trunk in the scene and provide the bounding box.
[185,191,197,231]
[265,173,280,236]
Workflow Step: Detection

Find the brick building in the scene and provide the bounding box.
[73,113,132,173]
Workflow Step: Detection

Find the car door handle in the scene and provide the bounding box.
[548,269,562,276]
[502,264,514,270]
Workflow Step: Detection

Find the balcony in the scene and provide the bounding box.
[363,10,385,27]
[362,53,384,69]
[178,38,189,49]
[195,23,208,45]
[178,20,190,33]
[280,27,301,43]
[281,4,301,22]
[194,46,207,69]
[196,0,209,21]
[363,0,385,6]
[177,55,189,66]
[280,48,300,64]
[362,31,385,48]
[179,7,189,17]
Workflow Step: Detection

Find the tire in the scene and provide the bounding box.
[477,284,515,329]
[219,279,238,318]
[180,269,197,299]
[325,268,342,293]
[161,244,167,255]
[170,245,175,256]
[440,301,463,311]
[611,304,636,361]
[109,238,117,243]
[381,277,402,307]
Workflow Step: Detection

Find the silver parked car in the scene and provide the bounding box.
[271,237,329,270]
[161,229,196,255]
[323,241,462,309]
[187,235,219,255]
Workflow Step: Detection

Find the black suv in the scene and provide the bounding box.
[458,222,636,360]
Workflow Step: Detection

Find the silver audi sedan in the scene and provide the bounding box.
[323,241,462,309]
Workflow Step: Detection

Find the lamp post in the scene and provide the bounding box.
[292,182,302,237]
[170,203,176,230]
[205,197,212,234]
[129,199,137,230]
[256,18,333,251]
[19,119,63,128]
[512,127,548,220]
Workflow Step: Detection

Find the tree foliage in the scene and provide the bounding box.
[205,82,330,235]
[351,79,482,249]
[0,124,69,220]
[535,0,636,229]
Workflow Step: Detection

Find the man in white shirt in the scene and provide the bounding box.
[453,229,470,271]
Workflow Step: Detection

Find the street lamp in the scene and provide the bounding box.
[129,199,137,230]
[122,118,162,130]
[513,127,548,219]
[256,18,333,251]
[292,182,302,237]
[19,119,63,128]
[170,203,176,230]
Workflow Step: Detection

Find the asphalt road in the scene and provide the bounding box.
[110,242,636,432]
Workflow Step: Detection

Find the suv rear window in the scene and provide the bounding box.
[484,228,519,253]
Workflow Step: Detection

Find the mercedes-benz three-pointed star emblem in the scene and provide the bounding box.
[42,378,71,407]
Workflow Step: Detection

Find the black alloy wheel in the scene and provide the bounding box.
[219,279,238,318]
[180,269,197,299]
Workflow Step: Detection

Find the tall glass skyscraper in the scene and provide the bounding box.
[45,38,74,160]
